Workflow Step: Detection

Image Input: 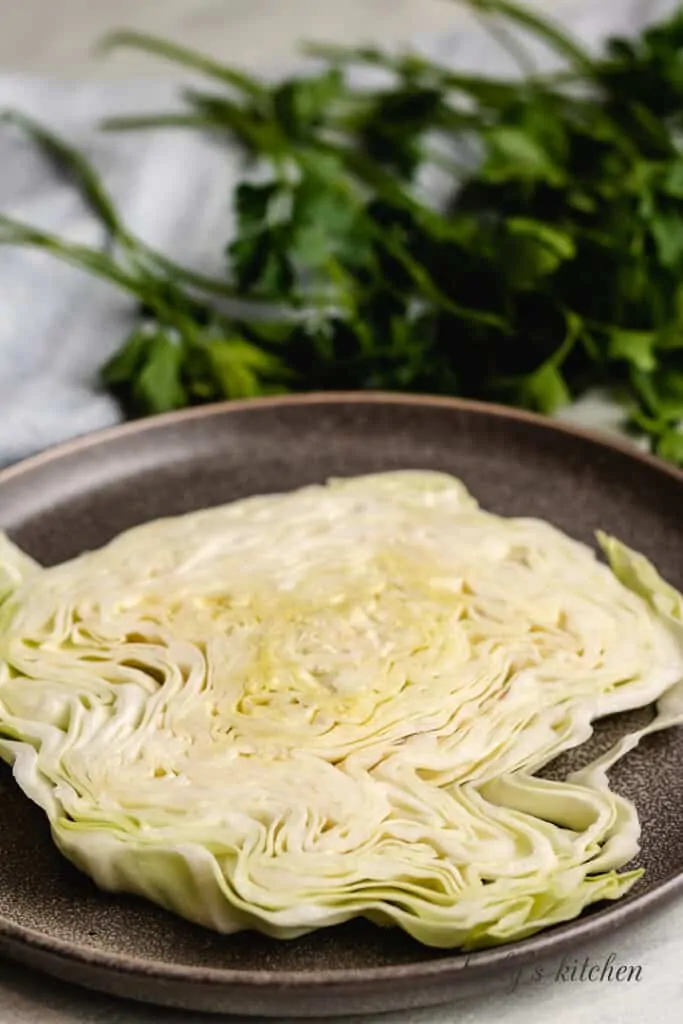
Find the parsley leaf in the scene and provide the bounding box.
[4,1,683,465]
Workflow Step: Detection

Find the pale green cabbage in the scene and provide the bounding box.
[0,470,681,949]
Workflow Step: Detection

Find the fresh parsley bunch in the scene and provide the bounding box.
[3,0,683,463]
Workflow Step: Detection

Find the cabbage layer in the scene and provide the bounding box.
[0,471,682,949]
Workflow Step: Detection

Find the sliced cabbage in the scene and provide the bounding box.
[0,470,681,950]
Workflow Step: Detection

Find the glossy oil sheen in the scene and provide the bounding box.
[0,395,681,1017]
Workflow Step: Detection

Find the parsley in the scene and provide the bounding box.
[3,0,683,462]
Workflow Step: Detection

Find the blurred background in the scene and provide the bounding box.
[2,1,652,77]
[1,0,465,78]
[0,0,665,466]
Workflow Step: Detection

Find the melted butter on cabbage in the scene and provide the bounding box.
[0,470,682,949]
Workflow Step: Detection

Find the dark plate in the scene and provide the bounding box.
[0,393,681,1018]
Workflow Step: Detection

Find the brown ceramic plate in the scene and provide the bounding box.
[0,393,681,1018]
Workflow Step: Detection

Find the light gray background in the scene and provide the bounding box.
[0,2,681,1022]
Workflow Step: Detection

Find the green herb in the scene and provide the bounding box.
[2,0,683,462]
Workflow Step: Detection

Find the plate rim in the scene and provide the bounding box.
[0,875,681,988]
[1,390,682,990]
[1,390,682,490]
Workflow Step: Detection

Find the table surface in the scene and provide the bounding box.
[1,1,681,1022]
